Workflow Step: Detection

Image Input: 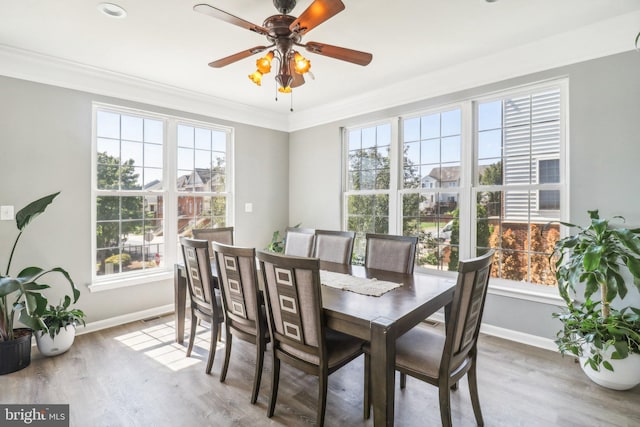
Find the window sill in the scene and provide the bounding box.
[89,270,173,292]
[488,279,563,306]
[415,268,563,306]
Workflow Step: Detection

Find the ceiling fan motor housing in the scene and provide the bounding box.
[273,0,297,14]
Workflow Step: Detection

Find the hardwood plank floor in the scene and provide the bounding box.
[3,315,639,426]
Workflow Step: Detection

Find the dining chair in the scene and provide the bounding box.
[179,237,225,374]
[192,226,235,259]
[211,242,270,404]
[256,250,365,426]
[364,249,495,426]
[283,227,316,257]
[364,233,418,274]
[313,230,356,264]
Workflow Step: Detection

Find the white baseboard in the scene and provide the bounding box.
[77,304,175,336]
[427,313,558,353]
[76,305,558,354]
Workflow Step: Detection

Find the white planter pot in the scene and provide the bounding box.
[35,325,77,356]
[580,344,640,390]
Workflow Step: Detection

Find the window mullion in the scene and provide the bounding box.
[459,100,474,261]
[389,118,400,234]
[165,119,178,267]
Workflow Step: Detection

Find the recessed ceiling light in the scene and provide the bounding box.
[97,3,127,18]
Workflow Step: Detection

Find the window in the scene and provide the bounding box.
[176,124,230,239]
[475,88,562,286]
[93,105,232,283]
[343,81,566,290]
[344,122,393,262]
[401,108,462,272]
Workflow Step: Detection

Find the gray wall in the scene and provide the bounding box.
[289,51,640,341]
[0,76,289,324]
[2,50,638,343]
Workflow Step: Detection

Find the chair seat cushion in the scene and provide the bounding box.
[280,328,363,367]
[394,327,445,379]
[325,328,365,370]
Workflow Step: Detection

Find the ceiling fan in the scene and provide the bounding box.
[193,0,373,94]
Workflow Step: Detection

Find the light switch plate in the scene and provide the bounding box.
[244,202,253,213]
[1,205,15,221]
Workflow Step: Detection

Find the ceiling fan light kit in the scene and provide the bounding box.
[194,0,372,101]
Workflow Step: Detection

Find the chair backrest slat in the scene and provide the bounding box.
[212,242,260,329]
[313,230,355,264]
[193,227,235,259]
[284,227,316,257]
[180,237,220,316]
[257,251,324,366]
[364,233,418,274]
[444,250,494,369]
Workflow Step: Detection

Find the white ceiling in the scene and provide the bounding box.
[1,0,639,131]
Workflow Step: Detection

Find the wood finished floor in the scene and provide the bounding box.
[3,315,639,427]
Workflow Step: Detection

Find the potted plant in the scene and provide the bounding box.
[35,295,85,356]
[551,210,640,390]
[0,192,79,374]
[266,223,302,253]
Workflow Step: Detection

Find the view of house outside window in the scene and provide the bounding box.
[402,108,462,272]
[93,106,232,281]
[176,124,229,239]
[343,82,565,288]
[95,110,165,277]
[475,89,562,285]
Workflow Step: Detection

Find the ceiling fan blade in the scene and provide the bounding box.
[208,46,268,68]
[194,3,268,36]
[304,42,373,66]
[289,0,345,36]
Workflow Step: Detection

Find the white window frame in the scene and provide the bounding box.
[397,103,471,274]
[470,79,569,302]
[342,119,400,231]
[90,103,234,291]
[341,79,569,304]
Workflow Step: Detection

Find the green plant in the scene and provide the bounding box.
[266,230,285,253]
[0,192,80,342]
[39,295,86,339]
[554,300,640,371]
[551,210,640,371]
[266,223,301,253]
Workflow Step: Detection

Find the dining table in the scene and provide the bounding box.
[174,260,457,427]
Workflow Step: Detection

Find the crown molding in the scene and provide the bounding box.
[286,10,640,131]
[1,9,638,133]
[0,44,290,132]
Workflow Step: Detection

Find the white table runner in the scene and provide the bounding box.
[320,270,402,297]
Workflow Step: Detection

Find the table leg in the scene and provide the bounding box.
[174,263,187,344]
[371,317,396,427]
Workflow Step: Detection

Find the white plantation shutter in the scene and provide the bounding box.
[503,89,561,221]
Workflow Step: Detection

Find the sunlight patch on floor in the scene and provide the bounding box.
[114,319,225,371]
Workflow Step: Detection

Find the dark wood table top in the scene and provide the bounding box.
[319,261,457,340]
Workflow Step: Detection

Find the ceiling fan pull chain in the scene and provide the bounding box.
[290,91,294,112]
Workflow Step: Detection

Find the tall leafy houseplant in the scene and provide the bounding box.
[552,210,640,374]
[0,192,79,342]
